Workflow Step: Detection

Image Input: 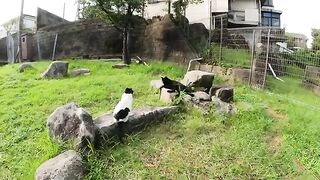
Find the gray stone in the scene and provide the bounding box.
[47,103,96,149]
[191,91,211,102]
[71,68,90,77]
[211,97,237,115]
[216,87,234,103]
[183,94,193,103]
[35,150,84,180]
[181,70,214,90]
[112,64,129,69]
[150,80,163,89]
[42,61,69,78]
[19,62,33,72]
[160,88,178,103]
[94,106,178,139]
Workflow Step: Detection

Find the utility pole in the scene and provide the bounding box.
[76,0,80,20]
[18,0,24,63]
[167,0,171,14]
[208,0,212,59]
[63,2,66,21]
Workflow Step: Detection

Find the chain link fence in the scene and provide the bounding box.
[194,15,320,98]
[185,14,320,109]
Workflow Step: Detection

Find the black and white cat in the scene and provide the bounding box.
[113,88,134,142]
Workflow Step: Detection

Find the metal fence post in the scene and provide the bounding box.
[208,1,212,60]
[262,28,271,88]
[219,16,223,63]
[52,34,58,61]
[249,30,256,86]
[36,33,41,60]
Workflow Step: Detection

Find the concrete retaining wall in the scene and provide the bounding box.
[0,37,7,61]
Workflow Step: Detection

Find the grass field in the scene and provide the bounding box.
[207,44,252,68]
[0,60,319,179]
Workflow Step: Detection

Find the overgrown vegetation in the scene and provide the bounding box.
[0,60,319,179]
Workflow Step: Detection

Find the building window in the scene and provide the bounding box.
[262,12,280,27]
[148,0,166,4]
[263,0,274,7]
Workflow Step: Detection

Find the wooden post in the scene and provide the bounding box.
[262,29,271,88]
[52,34,58,61]
[249,30,256,86]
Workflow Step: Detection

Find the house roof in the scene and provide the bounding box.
[287,32,308,40]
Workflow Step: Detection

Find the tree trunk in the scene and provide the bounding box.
[122,28,131,64]
[168,0,171,14]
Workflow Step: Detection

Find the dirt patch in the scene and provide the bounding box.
[266,134,283,154]
[293,159,306,173]
[266,107,288,122]
[143,148,166,168]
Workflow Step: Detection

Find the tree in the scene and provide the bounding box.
[311,29,320,51]
[285,34,295,49]
[90,0,145,64]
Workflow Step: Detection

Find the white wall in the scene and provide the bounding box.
[144,0,259,29]
[144,2,168,19]
[144,0,211,28]
[186,1,211,28]
[230,0,257,11]
[212,0,229,12]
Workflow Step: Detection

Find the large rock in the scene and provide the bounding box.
[112,64,129,69]
[42,61,69,78]
[191,91,211,102]
[150,80,163,89]
[19,62,33,72]
[47,103,96,149]
[211,97,237,115]
[181,70,214,90]
[70,68,90,77]
[94,106,178,140]
[160,88,178,103]
[142,14,197,62]
[35,150,84,180]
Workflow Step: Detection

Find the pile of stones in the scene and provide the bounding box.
[151,70,236,114]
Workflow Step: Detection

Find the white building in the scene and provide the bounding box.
[144,0,282,29]
[1,14,36,38]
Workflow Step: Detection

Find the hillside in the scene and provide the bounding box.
[0,60,319,179]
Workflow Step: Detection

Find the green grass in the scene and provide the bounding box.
[0,60,184,179]
[0,60,319,179]
[205,44,252,68]
[221,48,252,68]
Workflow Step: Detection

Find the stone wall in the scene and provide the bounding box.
[34,20,120,59]
[37,8,67,30]
[0,37,7,61]
[32,17,197,62]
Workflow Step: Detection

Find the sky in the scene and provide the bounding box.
[0,0,78,25]
[0,0,319,46]
[274,0,320,47]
